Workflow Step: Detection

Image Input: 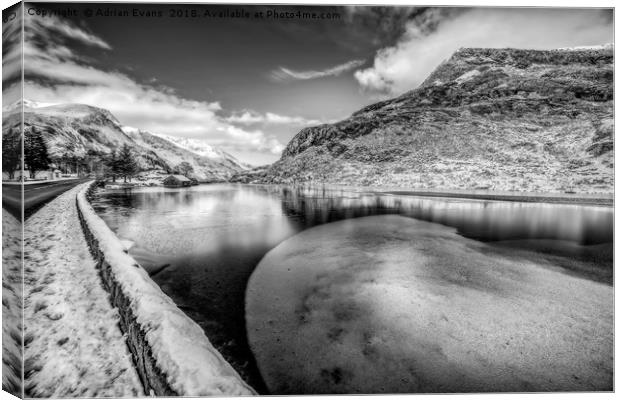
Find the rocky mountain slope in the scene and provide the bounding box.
[3,102,243,181]
[152,133,250,171]
[236,46,613,193]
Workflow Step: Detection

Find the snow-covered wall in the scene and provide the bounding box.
[76,182,256,396]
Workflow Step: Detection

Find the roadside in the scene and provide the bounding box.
[2,177,83,185]
[23,183,143,397]
[2,210,23,397]
[2,178,90,219]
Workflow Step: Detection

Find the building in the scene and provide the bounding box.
[3,168,64,182]
[162,174,192,187]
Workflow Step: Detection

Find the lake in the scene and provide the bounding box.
[90,183,613,393]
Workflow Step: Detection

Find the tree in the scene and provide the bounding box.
[117,144,139,182]
[86,149,105,177]
[105,150,121,182]
[2,130,21,179]
[24,128,50,179]
[174,161,194,177]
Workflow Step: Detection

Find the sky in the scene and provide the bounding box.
[2,4,614,165]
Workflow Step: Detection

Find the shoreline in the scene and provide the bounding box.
[234,182,614,207]
[102,181,614,206]
[380,190,614,207]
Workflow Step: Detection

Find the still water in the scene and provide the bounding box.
[90,183,613,392]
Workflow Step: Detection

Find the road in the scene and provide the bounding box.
[2,179,91,219]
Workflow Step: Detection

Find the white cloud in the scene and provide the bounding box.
[355,8,613,95]
[21,13,285,157]
[226,111,263,125]
[216,125,284,154]
[271,59,365,82]
[2,83,22,109]
[226,110,322,126]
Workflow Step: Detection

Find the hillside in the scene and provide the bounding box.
[234,46,613,194]
[121,127,244,181]
[3,102,243,182]
[152,133,250,171]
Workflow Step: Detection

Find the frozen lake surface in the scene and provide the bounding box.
[91,184,613,393]
[247,215,612,393]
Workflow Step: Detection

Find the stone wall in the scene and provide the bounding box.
[76,184,176,396]
[76,182,256,396]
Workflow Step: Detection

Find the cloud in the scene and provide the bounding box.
[20,13,284,156]
[342,6,461,48]
[2,7,23,86]
[226,110,322,126]
[28,14,111,50]
[215,125,285,154]
[355,8,613,95]
[271,59,365,82]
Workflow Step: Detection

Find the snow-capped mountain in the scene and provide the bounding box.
[2,99,59,113]
[134,131,250,170]
[3,102,245,181]
[120,126,248,176]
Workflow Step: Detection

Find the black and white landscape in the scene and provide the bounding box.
[1,3,615,398]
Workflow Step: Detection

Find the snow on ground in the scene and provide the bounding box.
[2,210,23,397]
[246,215,613,394]
[557,43,613,51]
[2,99,58,113]
[23,184,144,397]
[77,185,256,396]
[455,69,481,84]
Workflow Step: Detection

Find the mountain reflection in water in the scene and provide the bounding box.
[91,184,613,393]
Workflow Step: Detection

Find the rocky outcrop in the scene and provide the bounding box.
[246,46,613,193]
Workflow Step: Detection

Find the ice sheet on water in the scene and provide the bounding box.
[246,215,613,394]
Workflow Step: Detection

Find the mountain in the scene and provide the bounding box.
[119,127,245,180]
[152,134,250,170]
[2,99,58,113]
[235,46,613,194]
[2,102,243,181]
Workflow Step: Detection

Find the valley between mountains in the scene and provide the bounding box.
[3,45,614,194]
[3,101,247,183]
